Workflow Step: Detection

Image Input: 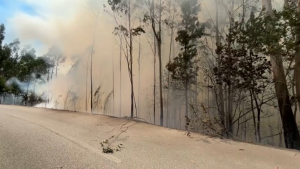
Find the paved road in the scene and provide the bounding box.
[0,105,299,169]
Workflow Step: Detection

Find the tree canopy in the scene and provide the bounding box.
[0,24,52,104]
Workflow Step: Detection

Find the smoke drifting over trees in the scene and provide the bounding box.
[2,0,300,150]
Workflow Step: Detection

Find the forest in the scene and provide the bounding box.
[1,0,300,151]
[0,24,52,106]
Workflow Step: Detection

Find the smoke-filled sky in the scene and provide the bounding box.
[1,0,83,53]
[0,0,284,50]
[1,0,163,116]
[0,0,285,118]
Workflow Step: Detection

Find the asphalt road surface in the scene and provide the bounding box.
[0,105,299,169]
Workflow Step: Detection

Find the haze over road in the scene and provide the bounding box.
[0,105,299,169]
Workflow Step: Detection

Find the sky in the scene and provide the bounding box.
[0,0,48,55]
[0,0,286,116]
[0,0,284,55]
[0,0,140,115]
[0,0,84,55]
[0,0,38,45]
[0,0,225,116]
[0,0,37,23]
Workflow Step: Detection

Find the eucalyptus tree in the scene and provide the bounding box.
[106,0,145,118]
[142,0,165,126]
[166,0,205,121]
[0,24,51,105]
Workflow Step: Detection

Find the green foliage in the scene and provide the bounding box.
[107,0,127,14]
[213,5,300,94]
[214,18,271,94]
[166,0,204,86]
[238,6,300,58]
[0,24,5,46]
[113,25,145,37]
[9,82,22,96]
[131,26,146,36]
[108,0,146,38]
[0,76,6,93]
[0,24,53,101]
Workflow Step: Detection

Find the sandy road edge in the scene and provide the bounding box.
[2,105,300,154]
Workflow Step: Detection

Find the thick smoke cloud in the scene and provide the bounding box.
[5,0,285,118]
[7,0,157,117]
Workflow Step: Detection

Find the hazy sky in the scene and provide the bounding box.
[0,0,41,50]
[0,0,284,55]
[0,0,146,114]
[0,0,87,55]
[0,0,286,116]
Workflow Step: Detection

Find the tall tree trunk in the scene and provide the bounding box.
[243,105,247,141]
[90,13,99,113]
[224,85,228,130]
[86,58,88,112]
[226,0,235,136]
[254,93,262,143]
[268,115,274,145]
[166,1,176,128]
[47,68,50,104]
[215,0,226,135]
[138,19,141,118]
[184,7,189,120]
[158,0,164,126]
[112,44,115,116]
[90,53,93,113]
[119,37,122,117]
[50,67,53,81]
[149,0,163,125]
[262,0,300,150]
[55,60,58,78]
[185,78,189,118]
[250,90,258,142]
[252,89,262,143]
[153,32,156,125]
[167,22,174,128]
[207,78,209,115]
[128,0,134,118]
[227,85,233,134]
[294,0,300,121]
